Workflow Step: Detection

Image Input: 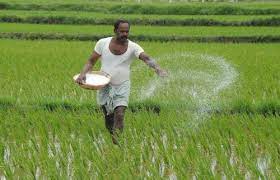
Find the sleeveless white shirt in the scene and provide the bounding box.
[94,37,144,85]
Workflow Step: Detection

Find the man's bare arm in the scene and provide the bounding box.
[139,52,168,77]
[75,51,101,84]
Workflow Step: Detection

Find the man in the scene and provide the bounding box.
[75,19,167,144]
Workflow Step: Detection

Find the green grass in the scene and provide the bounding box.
[1,10,279,21]
[0,2,279,15]
[0,1,279,178]
[0,107,279,178]
[1,23,280,37]
[0,39,279,106]
[0,38,279,178]
[0,0,279,8]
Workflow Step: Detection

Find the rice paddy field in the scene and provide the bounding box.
[0,0,279,179]
[1,23,280,37]
[1,10,279,21]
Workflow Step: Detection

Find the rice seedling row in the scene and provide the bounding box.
[0,39,279,110]
[0,1,279,15]
[1,23,280,37]
[1,10,278,22]
[0,2,279,177]
[1,10,279,26]
[0,106,279,178]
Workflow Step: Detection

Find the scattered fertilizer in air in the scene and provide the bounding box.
[139,52,238,128]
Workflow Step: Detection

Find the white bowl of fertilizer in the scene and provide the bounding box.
[73,71,111,90]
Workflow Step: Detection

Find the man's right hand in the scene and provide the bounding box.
[156,68,168,78]
[75,74,86,85]
[75,51,100,85]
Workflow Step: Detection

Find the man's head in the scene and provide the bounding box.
[114,19,130,42]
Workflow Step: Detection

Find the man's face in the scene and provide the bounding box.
[115,23,130,42]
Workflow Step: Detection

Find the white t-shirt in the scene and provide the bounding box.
[94,37,144,85]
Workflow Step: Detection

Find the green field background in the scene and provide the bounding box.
[0,0,279,178]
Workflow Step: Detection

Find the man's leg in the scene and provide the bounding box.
[101,105,114,134]
[113,106,126,132]
[112,106,126,144]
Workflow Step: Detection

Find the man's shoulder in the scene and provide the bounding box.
[98,37,112,42]
[95,37,112,49]
[128,40,141,48]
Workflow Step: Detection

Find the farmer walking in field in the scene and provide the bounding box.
[75,19,167,144]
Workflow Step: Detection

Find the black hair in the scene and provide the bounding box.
[114,19,130,31]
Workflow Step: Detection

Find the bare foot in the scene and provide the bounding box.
[112,135,119,145]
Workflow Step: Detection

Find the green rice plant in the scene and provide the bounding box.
[1,10,279,22]
[1,23,280,37]
[0,0,279,5]
[2,0,280,4]
[2,109,278,178]
[0,2,279,15]
[0,39,279,178]
[0,39,279,107]
[1,10,280,26]
[1,32,280,43]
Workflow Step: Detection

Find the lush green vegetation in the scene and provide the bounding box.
[0,40,279,108]
[1,32,280,42]
[1,23,280,37]
[2,10,278,21]
[0,0,279,178]
[0,2,279,15]
[0,108,279,178]
[1,10,279,26]
[0,40,279,178]
[0,0,279,4]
